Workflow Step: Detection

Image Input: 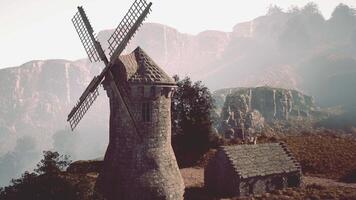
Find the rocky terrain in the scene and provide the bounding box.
[2,2,356,189]
[0,59,109,152]
[0,59,109,187]
[215,87,327,138]
[218,87,318,121]
[2,3,356,149]
[32,133,356,200]
[96,3,356,108]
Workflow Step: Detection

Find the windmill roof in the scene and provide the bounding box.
[220,143,300,179]
[118,47,175,85]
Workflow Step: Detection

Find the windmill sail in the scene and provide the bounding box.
[67,0,152,130]
[108,0,152,61]
[72,7,102,62]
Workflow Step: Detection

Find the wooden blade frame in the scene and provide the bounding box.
[72,7,102,62]
[108,0,152,61]
[67,1,152,131]
[68,6,108,130]
[68,86,99,130]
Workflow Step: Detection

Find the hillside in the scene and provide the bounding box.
[2,2,356,188]
[0,60,109,187]
[95,4,356,108]
[3,133,356,200]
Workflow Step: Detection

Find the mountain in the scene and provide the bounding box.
[0,59,109,186]
[0,59,109,151]
[1,2,356,187]
[96,4,356,108]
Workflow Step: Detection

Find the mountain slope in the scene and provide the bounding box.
[1,2,356,187]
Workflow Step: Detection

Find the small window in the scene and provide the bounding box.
[142,102,151,122]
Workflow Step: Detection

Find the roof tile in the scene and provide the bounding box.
[221,143,300,179]
[118,47,175,85]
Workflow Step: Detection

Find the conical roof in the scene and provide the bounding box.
[118,47,175,85]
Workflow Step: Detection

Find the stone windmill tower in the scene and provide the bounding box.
[67,1,184,199]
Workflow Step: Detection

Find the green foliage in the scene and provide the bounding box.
[35,151,71,175]
[171,76,219,167]
[0,151,78,200]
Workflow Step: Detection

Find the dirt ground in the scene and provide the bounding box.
[180,167,356,200]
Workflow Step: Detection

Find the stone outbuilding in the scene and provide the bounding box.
[205,143,301,198]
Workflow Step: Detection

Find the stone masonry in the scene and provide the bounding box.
[205,143,301,198]
[95,47,185,200]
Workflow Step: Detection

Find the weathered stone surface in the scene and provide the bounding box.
[95,47,184,200]
[220,87,316,121]
[216,87,319,138]
[204,143,301,198]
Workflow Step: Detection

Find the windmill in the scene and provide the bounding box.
[68,0,151,131]
[68,1,184,199]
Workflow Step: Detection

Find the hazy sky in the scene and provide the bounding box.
[1,0,356,69]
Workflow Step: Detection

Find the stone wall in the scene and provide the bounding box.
[204,150,239,197]
[205,145,302,198]
[239,172,301,196]
[96,82,184,200]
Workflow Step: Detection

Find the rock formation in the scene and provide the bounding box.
[218,87,317,138]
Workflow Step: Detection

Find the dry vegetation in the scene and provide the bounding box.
[184,184,356,200]
[182,132,356,200]
[5,132,355,200]
[282,133,356,182]
[237,185,356,200]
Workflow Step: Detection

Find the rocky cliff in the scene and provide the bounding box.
[216,87,320,138]
[2,3,356,186]
[220,87,316,121]
[98,8,356,108]
[0,59,109,170]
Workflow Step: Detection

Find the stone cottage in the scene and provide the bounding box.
[205,143,301,197]
[96,47,185,200]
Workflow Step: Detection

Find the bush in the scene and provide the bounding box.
[0,151,79,200]
[35,151,71,175]
[171,76,219,167]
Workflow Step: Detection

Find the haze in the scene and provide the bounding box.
[0,0,355,68]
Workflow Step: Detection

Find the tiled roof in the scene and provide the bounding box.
[221,143,300,179]
[118,47,175,85]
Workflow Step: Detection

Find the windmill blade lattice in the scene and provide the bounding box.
[72,7,101,62]
[67,1,152,131]
[108,0,152,60]
[67,77,101,130]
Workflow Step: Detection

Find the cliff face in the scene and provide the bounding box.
[96,22,301,91]
[0,59,109,155]
[1,16,353,150]
[219,87,316,122]
[97,23,231,79]
[1,7,356,186]
[216,87,318,138]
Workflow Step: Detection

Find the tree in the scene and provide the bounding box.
[267,5,283,16]
[0,151,78,200]
[35,151,71,175]
[171,76,218,166]
[328,4,356,41]
[302,2,321,15]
